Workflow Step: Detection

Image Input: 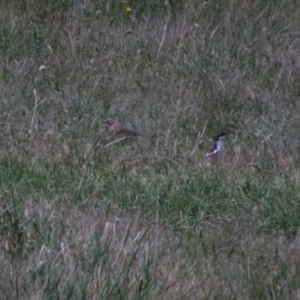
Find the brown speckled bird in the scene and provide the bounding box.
[103,118,142,136]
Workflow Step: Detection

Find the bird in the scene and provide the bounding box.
[103,118,142,136]
[205,132,228,159]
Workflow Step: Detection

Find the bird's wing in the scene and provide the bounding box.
[117,124,141,135]
[205,149,219,158]
[204,142,219,158]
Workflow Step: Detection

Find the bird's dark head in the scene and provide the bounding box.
[215,132,229,141]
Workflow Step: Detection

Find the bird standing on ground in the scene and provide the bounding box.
[205,132,228,159]
[103,118,142,136]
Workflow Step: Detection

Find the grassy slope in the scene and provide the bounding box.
[1,0,300,298]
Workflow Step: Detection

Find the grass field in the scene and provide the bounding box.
[1,0,300,298]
